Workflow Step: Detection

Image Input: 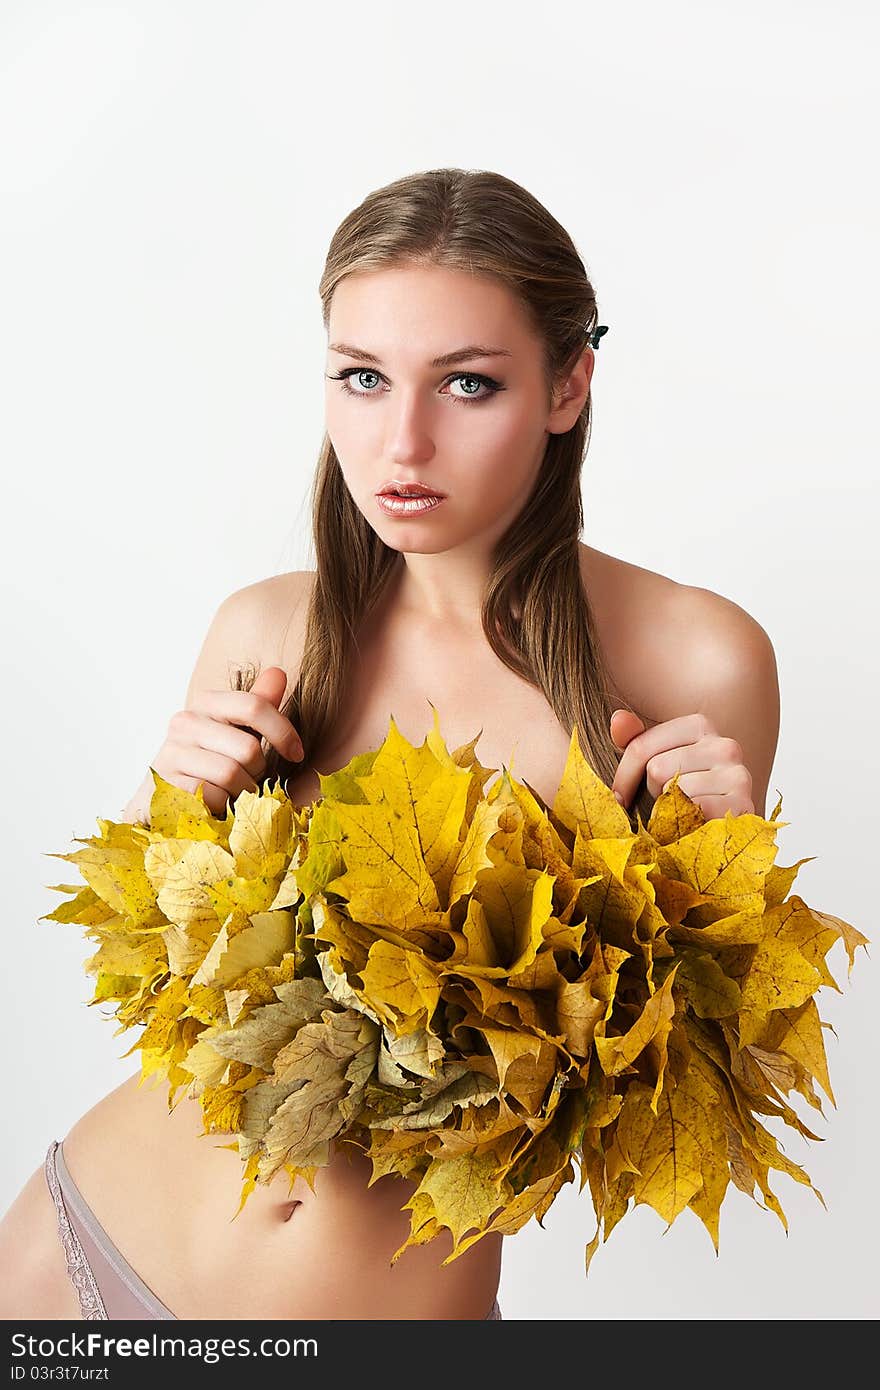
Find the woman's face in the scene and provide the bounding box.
[324,264,593,556]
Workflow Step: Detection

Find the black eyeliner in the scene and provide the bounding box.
[325,368,505,401]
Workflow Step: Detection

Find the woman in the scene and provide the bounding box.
[0,167,778,1320]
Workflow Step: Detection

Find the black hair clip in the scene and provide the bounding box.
[589,324,609,349]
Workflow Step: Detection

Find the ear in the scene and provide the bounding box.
[548,345,595,434]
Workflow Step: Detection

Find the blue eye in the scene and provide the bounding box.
[325,368,504,405]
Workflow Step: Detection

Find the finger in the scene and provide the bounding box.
[189,781,235,818]
[672,789,754,820]
[642,741,730,800]
[249,665,289,706]
[171,709,268,779]
[611,713,711,808]
[609,709,646,751]
[150,758,234,819]
[659,768,746,799]
[647,738,747,800]
[166,741,261,803]
[189,688,304,760]
[156,763,237,818]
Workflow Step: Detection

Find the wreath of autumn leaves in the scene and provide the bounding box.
[42,713,868,1272]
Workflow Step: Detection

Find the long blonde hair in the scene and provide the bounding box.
[238,167,654,825]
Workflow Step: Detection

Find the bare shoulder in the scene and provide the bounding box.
[649,572,776,709]
[580,542,682,612]
[256,569,318,671]
[580,545,779,813]
[675,579,775,658]
[0,1159,81,1318]
[225,570,316,670]
[579,543,685,720]
[185,570,316,708]
[579,544,772,718]
[217,570,315,667]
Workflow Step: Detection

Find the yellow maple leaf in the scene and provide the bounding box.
[43,714,867,1269]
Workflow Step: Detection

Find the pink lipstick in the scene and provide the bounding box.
[376,479,447,517]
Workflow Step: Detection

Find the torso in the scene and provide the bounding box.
[37,543,685,1320]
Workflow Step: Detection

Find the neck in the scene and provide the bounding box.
[394,546,492,625]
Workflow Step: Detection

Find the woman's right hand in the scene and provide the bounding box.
[146,666,304,817]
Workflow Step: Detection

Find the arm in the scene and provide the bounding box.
[682,587,781,819]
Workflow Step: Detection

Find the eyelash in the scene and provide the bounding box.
[326,368,504,405]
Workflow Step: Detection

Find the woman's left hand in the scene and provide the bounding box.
[609,709,755,819]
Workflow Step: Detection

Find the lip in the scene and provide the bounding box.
[376,479,447,498]
[376,493,446,517]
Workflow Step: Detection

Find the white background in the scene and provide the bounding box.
[1,1,877,1319]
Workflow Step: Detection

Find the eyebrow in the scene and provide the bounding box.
[328,342,514,368]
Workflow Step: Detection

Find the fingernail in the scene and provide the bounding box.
[613,791,625,806]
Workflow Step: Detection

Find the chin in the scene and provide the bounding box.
[364,506,459,552]
[375,530,456,555]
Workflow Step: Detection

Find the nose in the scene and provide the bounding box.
[385,388,437,465]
